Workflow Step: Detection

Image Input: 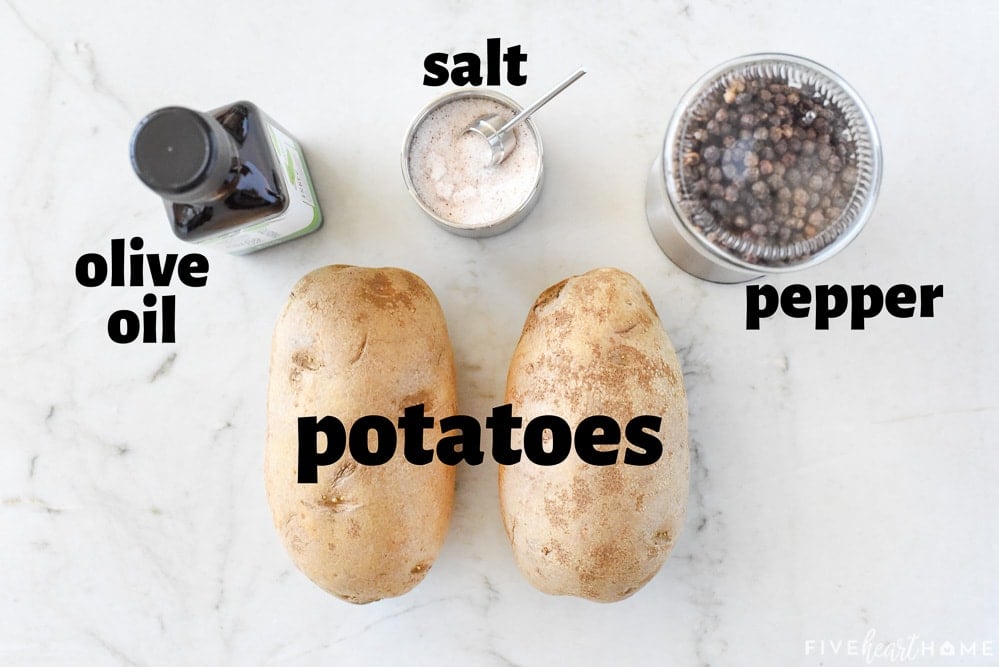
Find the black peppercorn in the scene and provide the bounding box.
[673,71,861,262]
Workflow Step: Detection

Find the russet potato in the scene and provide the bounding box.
[500,268,689,602]
[265,265,456,604]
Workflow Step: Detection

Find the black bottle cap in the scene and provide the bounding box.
[130,107,235,200]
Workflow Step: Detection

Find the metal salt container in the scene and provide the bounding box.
[402,90,545,238]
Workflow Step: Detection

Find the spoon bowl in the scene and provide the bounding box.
[465,68,585,167]
[467,113,517,167]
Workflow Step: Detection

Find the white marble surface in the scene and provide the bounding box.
[2,1,997,665]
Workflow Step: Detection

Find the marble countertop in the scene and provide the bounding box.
[2,1,996,665]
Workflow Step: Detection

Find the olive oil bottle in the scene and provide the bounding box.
[130,102,322,254]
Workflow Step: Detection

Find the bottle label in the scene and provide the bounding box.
[199,119,323,255]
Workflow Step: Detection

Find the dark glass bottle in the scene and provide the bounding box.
[130,102,322,254]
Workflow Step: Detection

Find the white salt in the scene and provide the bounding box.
[407,96,541,227]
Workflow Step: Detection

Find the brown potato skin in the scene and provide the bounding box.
[499,268,689,602]
[265,265,456,604]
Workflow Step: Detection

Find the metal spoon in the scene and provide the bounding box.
[467,68,586,167]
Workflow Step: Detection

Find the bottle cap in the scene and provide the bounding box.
[130,107,236,201]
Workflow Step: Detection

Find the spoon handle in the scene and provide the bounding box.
[497,68,586,136]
